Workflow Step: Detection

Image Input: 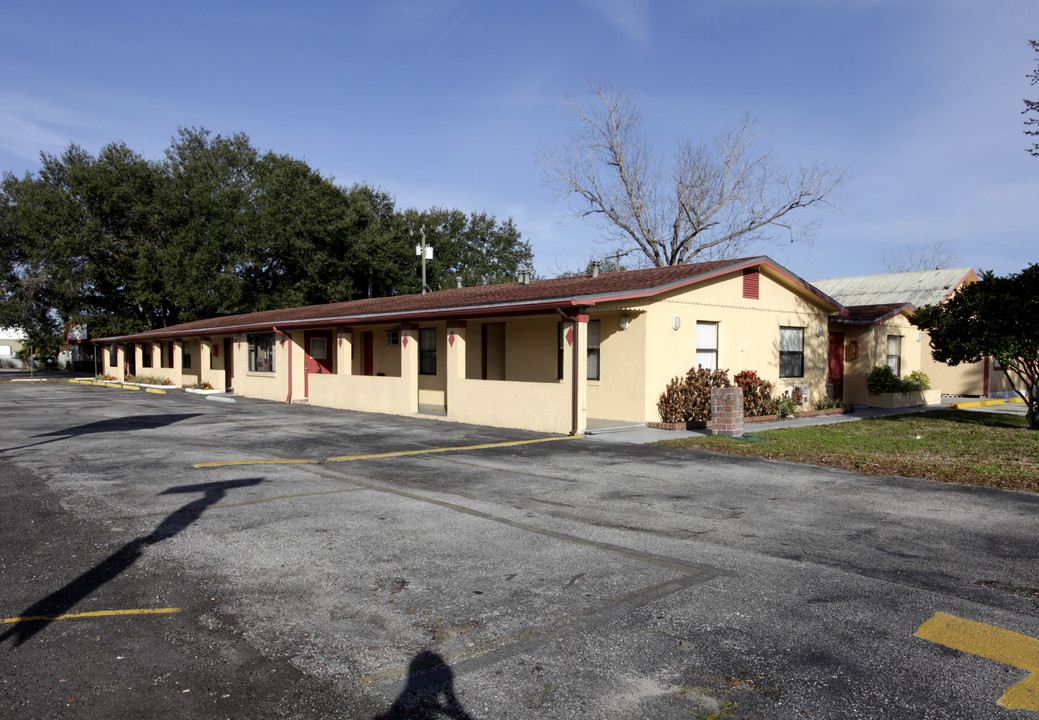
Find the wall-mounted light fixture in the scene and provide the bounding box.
[619,314,630,330]
[671,315,681,331]
[816,324,824,336]
[916,332,923,342]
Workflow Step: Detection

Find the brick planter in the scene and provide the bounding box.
[709,386,744,437]
[647,420,708,431]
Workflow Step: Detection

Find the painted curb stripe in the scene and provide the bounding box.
[121,385,140,390]
[1,607,182,624]
[916,611,1039,710]
[146,388,167,394]
[325,435,579,463]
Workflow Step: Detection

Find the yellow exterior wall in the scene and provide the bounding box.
[635,271,833,422]
[835,314,925,405]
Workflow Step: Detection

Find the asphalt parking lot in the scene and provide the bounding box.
[2,382,1038,719]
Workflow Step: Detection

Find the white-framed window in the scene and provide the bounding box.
[0,344,11,357]
[587,319,601,380]
[779,327,804,378]
[887,335,902,377]
[386,330,400,346]
[419,328,437,375]
[248,333,276,373]
[141,343,153,368]
[696,321,718,370]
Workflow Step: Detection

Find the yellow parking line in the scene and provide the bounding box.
[193,458,319,469]
[1,607,182,624]
[325,435,579,463]
[192,435,579,469]
[916,611,1039,710]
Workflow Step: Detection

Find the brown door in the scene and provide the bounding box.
[827,332,845,400]
[363,331,374,376]
[223,338,234,391]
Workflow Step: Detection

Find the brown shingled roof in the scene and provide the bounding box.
[101,255,842,341]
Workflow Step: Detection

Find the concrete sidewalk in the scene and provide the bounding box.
[582,396,1024,444]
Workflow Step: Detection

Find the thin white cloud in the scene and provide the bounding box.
[0,94,83,161]
[576,0,650,44]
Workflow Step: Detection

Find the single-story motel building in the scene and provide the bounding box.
[98,256,1009,435]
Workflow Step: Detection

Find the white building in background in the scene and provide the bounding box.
[0,327,27,368]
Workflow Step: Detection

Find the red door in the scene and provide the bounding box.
[223,338,234,391]
[362,332,374,376]
[303,330,333,398]
[827,332,845,400]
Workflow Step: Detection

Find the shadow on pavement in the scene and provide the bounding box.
[0,413,202,454]
[0,477,262,647]
[373,650,475,720]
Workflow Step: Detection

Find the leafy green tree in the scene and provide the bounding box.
[911,264,1039,429]
[1,128,536,338]
[400,208,534,290]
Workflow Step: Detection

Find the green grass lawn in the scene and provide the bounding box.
[656,410,1039,493]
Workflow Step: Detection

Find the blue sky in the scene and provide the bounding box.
[2,0,1036,281]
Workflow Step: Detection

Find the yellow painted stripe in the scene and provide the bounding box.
[121,384,141,391]
[104,383,120,388]
[1,607,182,624]
[916,611,1039,710]
[1008,397,1025,403]
[325,435,579,463]
[193,458,319,469]
[146,388,167,395]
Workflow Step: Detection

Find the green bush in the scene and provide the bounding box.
[903,370,932,391]
[867,365,932,394]
[814,395,845,410]
[657,365,732,423]
[767,392,800,419]
[734,370,774,416]
[124,374,174,386]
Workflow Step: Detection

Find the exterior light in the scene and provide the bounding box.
[620,314,630,330]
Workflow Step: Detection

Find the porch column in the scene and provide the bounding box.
[173,339,183,386]
[446,321,467,379]
[400,323,420,414]
[573,314,589,435]
[200,337,213,387]
[337,327,352,376]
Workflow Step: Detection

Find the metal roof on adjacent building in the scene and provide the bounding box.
[810,268,977,309]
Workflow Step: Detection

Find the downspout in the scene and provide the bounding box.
[273,325,291,403]
[556,307,581,436]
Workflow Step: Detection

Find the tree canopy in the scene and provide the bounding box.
[911,264,1039,429]
[0,128,533,341]
[540,83,846,267]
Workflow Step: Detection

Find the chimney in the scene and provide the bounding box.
[591,260,602,278]
[518,267,531,285]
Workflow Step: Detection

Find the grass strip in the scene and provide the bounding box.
[656,410,1038,493]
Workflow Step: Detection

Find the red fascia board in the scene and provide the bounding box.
[830,303,917,325]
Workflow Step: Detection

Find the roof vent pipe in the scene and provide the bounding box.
[590,260,601,278]
[518,267,531,285]
[456,275,463,288]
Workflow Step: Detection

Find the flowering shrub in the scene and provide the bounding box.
[733,370,774,416]
[191,380,214,390]
[657,365,732,423]
[124,374,174,386]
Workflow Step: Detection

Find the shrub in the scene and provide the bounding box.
[903,370,931,391]
[191,380,214,390]
[767,392,800,419]
[733,370,774,416]
[867,365,903,394]
[124,374,174,386]
[867,365,932,394]
[813,395,845,410]
[657,365,732,423]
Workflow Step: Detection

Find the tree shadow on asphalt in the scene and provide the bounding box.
[0,477,262,647]
[0,413,203,454]
[373,650,475,720]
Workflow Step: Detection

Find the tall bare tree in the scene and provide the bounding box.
[540,83,846,267]
[1025,40,1039,157]
[882,238,958,273]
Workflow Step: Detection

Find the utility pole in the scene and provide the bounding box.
[413,226,433,294]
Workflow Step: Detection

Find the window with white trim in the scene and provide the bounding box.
[779,327,804,378]
[587,320,601,380]
[248,333,276,373]
[419,328,437,375]
[696,322,718,370]
[886,335,902,377]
